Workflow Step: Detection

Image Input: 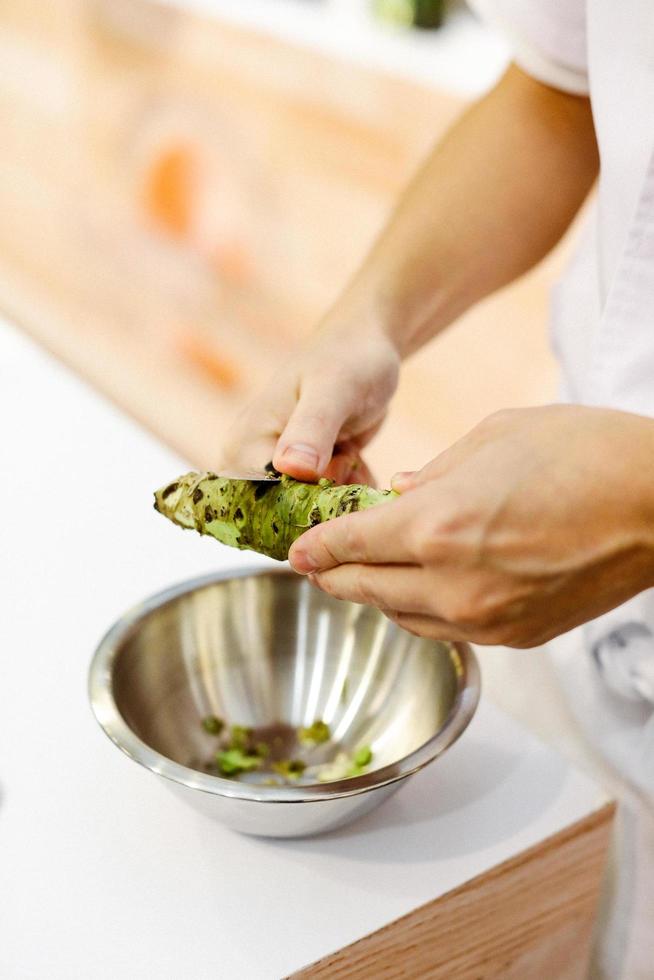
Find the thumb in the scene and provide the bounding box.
[391,455,449,493]
[273,385,351,480]
[392,421,493,492]
[390,470,418,492]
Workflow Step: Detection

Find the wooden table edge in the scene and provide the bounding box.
[291,799,616,980]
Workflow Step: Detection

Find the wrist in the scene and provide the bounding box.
[315,287,403,362]
[628,416,654,560]
[600,410,654,595]
[326,273,458,361]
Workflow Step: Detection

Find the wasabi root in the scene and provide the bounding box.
[154,471,398,561]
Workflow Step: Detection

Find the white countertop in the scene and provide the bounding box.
[0,320,607,979]
[158,0,509,96]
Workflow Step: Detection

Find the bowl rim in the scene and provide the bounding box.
[89,566,481,804]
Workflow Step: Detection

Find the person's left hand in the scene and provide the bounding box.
[288,405,654,647]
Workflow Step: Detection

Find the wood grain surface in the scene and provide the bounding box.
[292,802,615,980]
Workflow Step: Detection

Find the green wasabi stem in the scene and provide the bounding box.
[153,471,399,561]
[298,720,331,746]
[216,748,263,776]
[273,759,306,780]
[201,715,224,736]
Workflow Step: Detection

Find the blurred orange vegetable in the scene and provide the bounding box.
[176,328,241,391]
[210,241,253,288]
[143,144,197,238]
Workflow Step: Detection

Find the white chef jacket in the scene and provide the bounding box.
[467,3,654,978]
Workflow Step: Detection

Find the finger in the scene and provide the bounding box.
[390,453,454,492]
[391,426,490,493]
[324,449,375,486]
[390,470,417,492]
[309,564,432,614]
[273,381,355,480]
[289,493,418,573]
[220,385,297,472]
[219,433,278,473]
[347,455,375,486]
[398,415,509,490]
[394,452,452,490]
[324,454,359,484]
[384,610,471,643]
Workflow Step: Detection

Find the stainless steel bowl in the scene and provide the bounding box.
[89,568,480,838]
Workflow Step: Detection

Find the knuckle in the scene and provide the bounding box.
[498,632,529,648]
[284,410,339,449]
[353,568,378,607]
[472,589,533,640]
[312,571,337,597]
[467,607,500,631]
[437,578,522,631]
[337,516,367,563]
[413,508,478,564]
[411,517,450,562]
[439,587,499,630]
[510,631,542,650]
[441,594,478,627]
[315,532,340,569]
[392,612,422,637]
[482,623,531,648]
[470,590,510,629]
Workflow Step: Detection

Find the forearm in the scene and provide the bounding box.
[336,64,599,357]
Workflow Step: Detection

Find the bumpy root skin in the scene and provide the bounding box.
[154,472,398,561]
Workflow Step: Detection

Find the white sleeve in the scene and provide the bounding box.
[467,0,589,96]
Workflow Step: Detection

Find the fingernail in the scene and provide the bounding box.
[289,549,317,574]
[281,443,319,469]
[391,470,415,492]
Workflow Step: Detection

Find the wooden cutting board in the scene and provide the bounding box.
[0,0,567,483]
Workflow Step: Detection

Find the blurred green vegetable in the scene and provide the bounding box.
[316,746,374,782]
[216,748,263,776]
[353,746,373,768]
[298,720,331,746]
[200,715,372,784]
[373,0,445,29]
[230,724,253,750]
[201,715,224,735]
[273,759,306,780]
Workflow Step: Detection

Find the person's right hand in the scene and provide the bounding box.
[221,316,400,484]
